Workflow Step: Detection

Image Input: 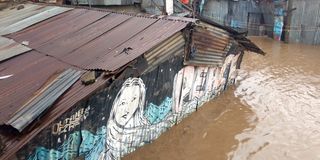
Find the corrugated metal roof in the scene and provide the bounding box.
[0,51,73,125]
[6,69,82,132]
[197,15,266,55]
[144,32,185,73]
[9,10,189,72]
[87,19,188,71]
[0,5,72,35]
[9,9,108,48]
[36,13,131,55]
[0,5,264,159]
[0,4,50,27]
[0,5,193,160]
[0,76,108,160]
[59,16,158,68]
[184,22,231,67]
[0,37,31,62]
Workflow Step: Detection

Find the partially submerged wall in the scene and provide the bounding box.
[14,52,242,159]
[201,0,262,35]
[287,0,320,45]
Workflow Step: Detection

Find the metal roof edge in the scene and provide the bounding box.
[5,68,82,132]
[20,2,197,23]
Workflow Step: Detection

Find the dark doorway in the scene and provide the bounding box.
[247,12,264,36]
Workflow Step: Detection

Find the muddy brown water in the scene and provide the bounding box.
[123,37,320,160]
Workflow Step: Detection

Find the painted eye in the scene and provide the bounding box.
[120,101,126,105]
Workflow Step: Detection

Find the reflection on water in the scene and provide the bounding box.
[231,37,320,160]
[124,37,320,160]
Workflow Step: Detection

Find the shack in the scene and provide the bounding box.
[0,3,264,160]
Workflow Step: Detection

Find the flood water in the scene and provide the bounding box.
[123,37,320,160]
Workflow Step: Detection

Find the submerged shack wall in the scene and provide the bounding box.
[13,51,242,159]
[201,0,262,35]
[286,0,320,45]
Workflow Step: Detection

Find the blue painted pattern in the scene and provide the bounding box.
[144,97,172,124]
[28,126,106,160]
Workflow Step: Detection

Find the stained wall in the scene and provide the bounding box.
[287,0,320,45]
[201,0,262,35]
[15,53,242,160]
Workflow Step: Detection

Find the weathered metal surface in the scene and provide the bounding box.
[10,10,190,72]
[87,19,188,71]
[0,6,72,35]
[184,22,231,67]
[36,13,131,56]
[0,4,50,28]
[9,9,107,48]
[0,6,194,160]
[0,76,109,160]
[6,69,82,132]
[144,32,184,62]
[0,51,71,125]
[287,0,320,45]
[61,16,158,67]
[198,16,265,55]
[144,32,185,73]
[0,37,31,62]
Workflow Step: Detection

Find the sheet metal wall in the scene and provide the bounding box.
[13,52,241,160]
[143,32,185,73]
[0,6,194,159]
[184,22,231,67]
[287,0,320,45]
[201,0,261,34]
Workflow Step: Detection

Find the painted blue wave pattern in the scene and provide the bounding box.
[144,97,172,124]
[28,126,106,160]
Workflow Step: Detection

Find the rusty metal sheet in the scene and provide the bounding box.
[6,69,81,132]
[87,19,189,71]
[61,16,158,68]
[185,24,232,67]
[0,51,72,125]
[36,13,131,57]
[143,32,185,73]
[198,17,265,55]
[0,76,108,160]
[0,8,194,160]
[0,4,50,28]
[144,32,184,62]
[0,6,72,36]
[0,36,31,62]
[9,9,108,48]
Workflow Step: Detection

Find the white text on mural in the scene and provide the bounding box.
[52,106,90,135]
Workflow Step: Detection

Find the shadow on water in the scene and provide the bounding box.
[124,37,320,160]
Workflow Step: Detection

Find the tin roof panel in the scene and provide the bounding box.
[0,37,31,62]
[0,6,193,160]
[0,51,72,125]
[9,9,107,48]
[0,6,72,35]
[61,16,158,68]
[88,19,189,71]
[36,13,131,56]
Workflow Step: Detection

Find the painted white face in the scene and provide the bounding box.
[114,85,140,126]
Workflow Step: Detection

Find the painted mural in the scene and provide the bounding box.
[28,127,106,160]
[273,16,284,41]
[105,78,175,159]
[27,54,240,160]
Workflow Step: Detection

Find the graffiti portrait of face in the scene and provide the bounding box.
[111,78,145,127]
[114,85,140,126]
